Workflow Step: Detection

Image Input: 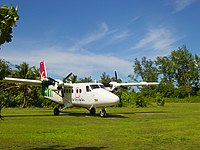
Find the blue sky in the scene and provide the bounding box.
[0,0,199,81]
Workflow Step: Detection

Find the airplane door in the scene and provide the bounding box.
[74,87,82,104]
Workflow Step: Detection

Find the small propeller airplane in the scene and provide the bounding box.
[0,61,159,117]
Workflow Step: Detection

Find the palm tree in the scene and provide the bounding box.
[12,62,40,108]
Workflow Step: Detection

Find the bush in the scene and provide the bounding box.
[156,93,165,106]
[135,94,147,107]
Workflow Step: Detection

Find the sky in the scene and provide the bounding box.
[0,0,200,81]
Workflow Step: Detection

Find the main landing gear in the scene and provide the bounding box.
[89,107,106,117]
[54,107,107,117]
[54,108,60,116]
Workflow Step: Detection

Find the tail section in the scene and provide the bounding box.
[40,61,48,80]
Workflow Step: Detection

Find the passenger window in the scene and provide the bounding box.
[86,86,91,92]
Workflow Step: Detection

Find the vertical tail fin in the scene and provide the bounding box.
[40,61,48,80]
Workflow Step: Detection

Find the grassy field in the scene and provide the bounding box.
[1,103,200,150]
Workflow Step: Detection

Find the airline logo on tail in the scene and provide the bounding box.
[40,61,47,80]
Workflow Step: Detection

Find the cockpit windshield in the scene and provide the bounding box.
[90,84,105,90]
[90,84,100,89]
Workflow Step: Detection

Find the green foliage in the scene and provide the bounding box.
[99,72,112,85]
[133,45,199,100]
[0,59,10,79]
[78,76,93,83]
[135,93,148,107]
[0,5,19,46]
[65,74,77,83]
[155,93,165,106]
[115,89,137,107]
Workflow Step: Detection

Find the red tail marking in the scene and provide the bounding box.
[40,61,47,79]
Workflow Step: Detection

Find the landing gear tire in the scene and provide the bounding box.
[90,107,96,115]
[100,108,106,117]
[54,108,60,116]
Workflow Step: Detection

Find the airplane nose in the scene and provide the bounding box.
[110,93,119,103]
[111,94,120,103]
[94,89,120,106]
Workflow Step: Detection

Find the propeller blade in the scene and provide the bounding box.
[114,71,118,81]
[47,77,56,82]
[64,72,73,81]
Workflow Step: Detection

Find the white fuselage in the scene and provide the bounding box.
[45,82,120,109]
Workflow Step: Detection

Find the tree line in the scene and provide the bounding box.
[0,45,200,108]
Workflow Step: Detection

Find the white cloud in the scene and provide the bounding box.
[1,47,133,81]
[68,22,109,52]
[0,22,134,81]
[173,0,195,13]
[132,27,181,52]
[111,30,131,41]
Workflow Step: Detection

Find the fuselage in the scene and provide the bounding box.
[45,82,120,109]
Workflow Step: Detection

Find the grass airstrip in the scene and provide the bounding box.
[1,103,200,150]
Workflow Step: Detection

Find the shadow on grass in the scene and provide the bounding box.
[29,145,106,150]
[61,111,128,118]
[119,110,169,115]
[2,114,54,118]
[2,111,127,119]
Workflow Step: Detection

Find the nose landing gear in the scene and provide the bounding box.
[100,108,106,117]
[89,107,106,117]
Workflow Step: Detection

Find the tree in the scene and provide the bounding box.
[132,57,159,97]
[65,74,78,83]
[0,59,11,111]
[156,56,175,97]
[0,5,19,46]
[0,59,10,80]
[12,62,40,108]
[171,46,199,97]
[156,45,199,98]
[99,72,111,84]
[78,76,93,83]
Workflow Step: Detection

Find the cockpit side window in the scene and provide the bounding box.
[99,84,105,88]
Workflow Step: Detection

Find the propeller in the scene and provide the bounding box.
[63,72,73,82]
[101,71,120,92]
[42,72,73,87]
[41,72,73,97]
[112,71,128,91]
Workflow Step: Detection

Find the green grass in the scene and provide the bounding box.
[1,103,200,150]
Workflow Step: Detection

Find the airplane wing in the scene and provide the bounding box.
[1,77,74,88]
[110,81,159,87]
[63,83,73,88]
[109,81,159,91]
[0,77,42,86]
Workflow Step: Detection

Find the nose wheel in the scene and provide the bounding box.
[100,108,106,117]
